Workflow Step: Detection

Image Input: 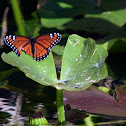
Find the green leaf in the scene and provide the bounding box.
[100,37,126,53]
[0,80,8,87]
[52,45,65,55]
[1,51,58,87]
[0,68,19,81]
[65,9,126,34]
[60,34,108,91]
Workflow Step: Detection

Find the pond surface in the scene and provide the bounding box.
[0,84,126,126]
[0,72,57,125]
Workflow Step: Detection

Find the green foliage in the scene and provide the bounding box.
[1,34,108,91]
[0,68,19,81]
[0,80,8,87]
[1,52,58,87]
[52,45,65,56]
[10,0,26,35]
[101,38,126,53]
[1,0,126,124]
[40,0,95,29]
[0,68,18,87]
[60,34,108,90]
[29,116,49,125]
[40,0,126,34]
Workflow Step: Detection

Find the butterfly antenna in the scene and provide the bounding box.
[33,26,39,36]
[23,19,32,36]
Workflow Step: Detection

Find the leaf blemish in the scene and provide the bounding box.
[69,38,80,47]
[41,77,44,81]
[75,60,82,66]
[93,63,99,67]
[32,75,36,78]
[92,48,97,56]
[80,54,82,57]
[75,59,78,61]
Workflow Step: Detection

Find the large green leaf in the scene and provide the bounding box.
[1,51,58,87]
[60,34,108,91]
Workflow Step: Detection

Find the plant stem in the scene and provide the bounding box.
[10,0,26,35]
[56,89,65,123]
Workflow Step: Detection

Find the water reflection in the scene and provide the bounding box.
[0,88,28,125]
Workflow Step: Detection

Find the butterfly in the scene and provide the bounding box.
[4,33,61,61]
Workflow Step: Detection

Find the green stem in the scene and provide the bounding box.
[56,89,65,123]
[10,0,26,35]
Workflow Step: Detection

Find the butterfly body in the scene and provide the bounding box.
[29,36,35,55]
[4,33,61,61]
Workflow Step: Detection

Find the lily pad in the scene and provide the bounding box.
[60,34,108,91]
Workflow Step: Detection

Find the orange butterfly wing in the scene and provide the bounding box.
[4,33,61,61]
[33,33,61,61]
[4,35,33,57]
